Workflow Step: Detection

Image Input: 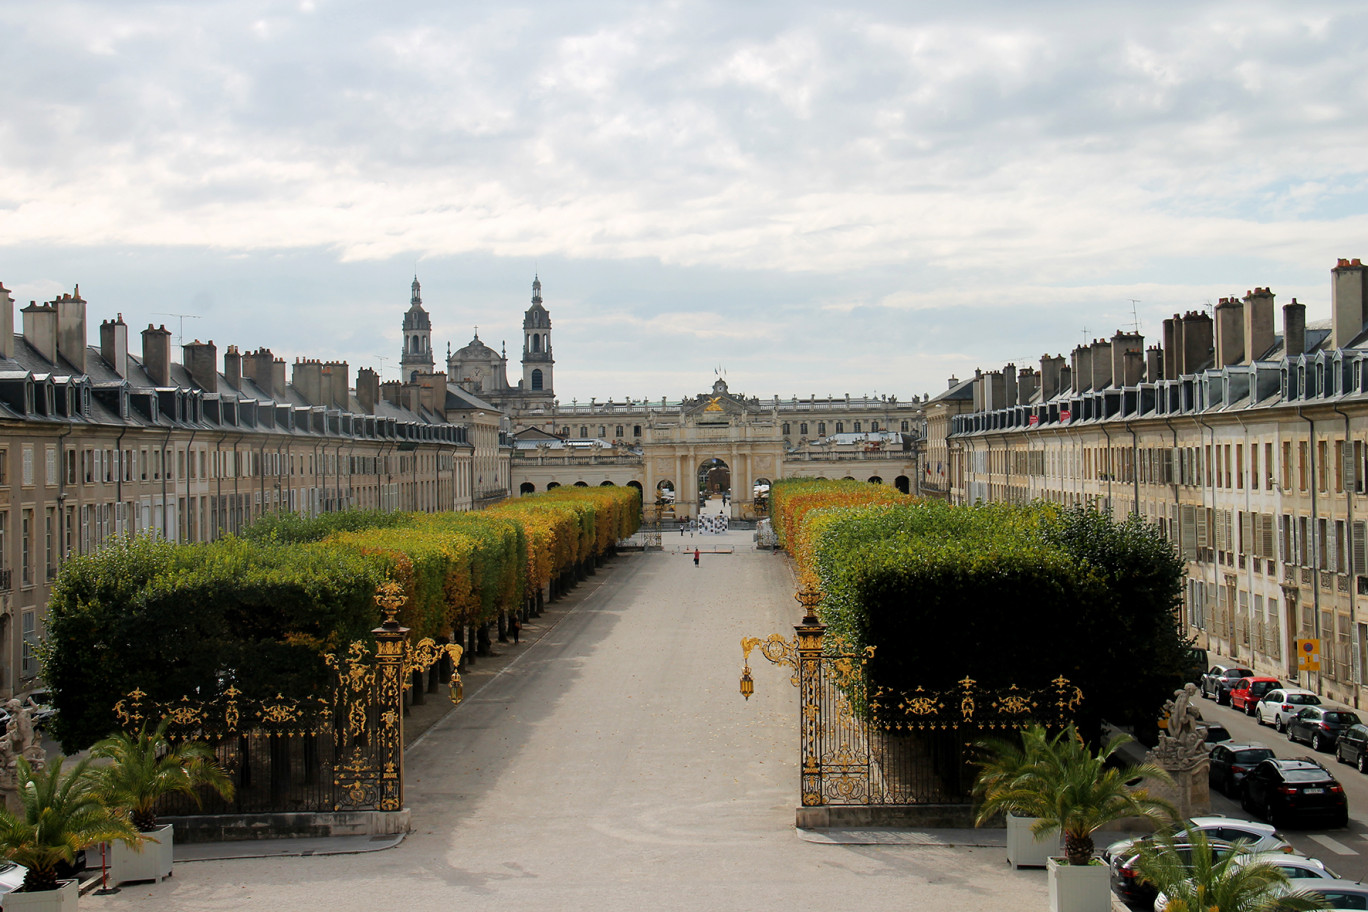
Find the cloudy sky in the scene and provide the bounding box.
[2,1,1366,404]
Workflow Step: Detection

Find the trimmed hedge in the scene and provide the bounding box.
[42,487,641,752]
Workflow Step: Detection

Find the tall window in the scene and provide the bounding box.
[800,423,808,435]
[20,509,32,587]
[531,369,544,390]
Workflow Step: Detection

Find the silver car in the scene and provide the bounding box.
[1155,855,1339,912]
[1281,877,1368,910]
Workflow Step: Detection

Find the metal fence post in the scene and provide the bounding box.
[795,588,826,807]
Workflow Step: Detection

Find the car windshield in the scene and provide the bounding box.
[1288,694,1320,704]
[1235,749,1274,762]
[1324,712,1360,724]
[1229,669,1254,677]
[1251,682,1278,694]
[1284,769,1331,783]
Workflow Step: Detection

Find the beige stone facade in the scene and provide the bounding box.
[939,259,1368,708]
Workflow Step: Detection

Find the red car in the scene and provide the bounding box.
[1231,677,1283,715]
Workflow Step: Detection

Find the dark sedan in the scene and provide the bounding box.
[1201,665,1255,704]
[1242,757,1348,828]
[1209,742,1275,796]
[1287,707,1362,752]
[1336,723,1368,773]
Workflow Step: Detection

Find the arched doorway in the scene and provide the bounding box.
[547,482,561,489]
[867,476,883,485]
[626,480,643,494]
[656,479,675,504]
[599,480,615,486]
[698,458,730,497]
[895,475,910,494]
[520,482,536,495]
[573,481,589,487]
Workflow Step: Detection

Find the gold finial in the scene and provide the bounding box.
[375,580,406,628]
[796,587,822,624]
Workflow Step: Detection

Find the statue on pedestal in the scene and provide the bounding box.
[1150,683,1206,764]
[0,699,46,814]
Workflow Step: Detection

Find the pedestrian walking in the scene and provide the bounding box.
[693,548,700,567]
[512,616,522,644]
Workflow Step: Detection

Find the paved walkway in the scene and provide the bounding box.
[88,530,1041,911]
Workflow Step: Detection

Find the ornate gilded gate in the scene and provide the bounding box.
[740,589,1083,807]
[113,581,463,815]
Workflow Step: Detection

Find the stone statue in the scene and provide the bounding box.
[1150,683,1206,763]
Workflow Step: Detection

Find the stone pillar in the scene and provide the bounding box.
[1146,757,1211,820]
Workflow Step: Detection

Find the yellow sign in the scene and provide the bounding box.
[1296,638,1322,671]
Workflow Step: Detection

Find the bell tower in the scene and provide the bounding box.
[521,275,554,396]
[400,275,434,381]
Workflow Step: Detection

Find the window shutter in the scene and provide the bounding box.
[1345,443,1358,493]
[1196,507,1208,550]
[1261,514,1275,560]
[1215,510,1227,550]
[1182,505,1198,560]
[1354,521,1367,577]
[1241,511,1254,556]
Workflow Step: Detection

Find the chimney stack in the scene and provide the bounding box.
[1243,287,1276,363]
[272,358,286,397]
[55,287,86,373]
[1122,349,1144,387]
[21,302,58,364]
[1331,258,1368,350]
[0,282,11,361]
[1283,300,1307,359]
[1145,345,1163,383]
[141,324,173,386]
[1058,364,1072,394]
[1181,311,1214,373]
[1039,354,1064,400]
[1110,331,1143,388]
[243,347,276,396]
[1016,366,1038,405]
[1071,345,1093,393]
[223,345,242,389]
[1003,364,1018,409]
[1090,339,1113,390]
[324,361,349,409]
[292,358,323,405]
[182,339,218,393]
[100,315,128,378]
[381,380,402,407]
[947,375,959,390]
[1214,296,1244,366]
[357,367,380,414]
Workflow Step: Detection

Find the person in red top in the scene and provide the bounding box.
[693,549,700,567]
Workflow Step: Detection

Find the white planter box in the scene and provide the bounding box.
[3,878,78,912]
[1047,856,1111,912]
[110,823,174,885]
[1006,814,1060,869]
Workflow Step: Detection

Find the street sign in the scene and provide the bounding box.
[1296,638,1322,671]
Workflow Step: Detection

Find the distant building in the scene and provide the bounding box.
[935,258,1368,708]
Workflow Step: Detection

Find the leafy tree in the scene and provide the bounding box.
[93,720,235,831]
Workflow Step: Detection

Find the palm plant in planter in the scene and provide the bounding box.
[93,720,234,885]
[1134,827,1328,912]
[0,757,141,899]
[974,724,1176,912]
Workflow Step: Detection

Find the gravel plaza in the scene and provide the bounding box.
[88,527,1038,912]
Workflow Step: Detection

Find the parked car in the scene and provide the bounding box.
[1288,706,1363,752]
[1102,816,1292,869]
[1198,722,1232,747]
[1241,757,1349,828]
[1201,665,1255,704]
[1280,878,1368,910]
[1155,853,1340,912]
[0,860,27,902]
[1335,723,1368,773]
[1208,742,1276,797]
[1183,647,1210,685]
[1111,838,1243,903]
[1229,676,1282,714]
[1254,688,1322,732]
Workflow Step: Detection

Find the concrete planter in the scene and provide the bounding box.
[3,878,79,912]
[110,823,174,885]
[1005,814,1059,869]
[1047,857,1111,912]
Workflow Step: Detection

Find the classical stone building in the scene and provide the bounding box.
[440,278,928,517]
[0,280,512,700]
[936,257,1368,708]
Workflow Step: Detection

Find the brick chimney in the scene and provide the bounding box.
[243,348,276,396]
[381,380,402,407]
[1162,315,1180,379]
[272,357,286,397]
[1110,331,1143,389]
[0,282,11,361]
[292,358,323,405]
[141,324,173,386]
[100,315,128,378]
[323,361,349,409]
[1071,345,1093,393]
[1145,345,1163,383]
[54,286,87,373]
[1039,354,1064,400]
[356,367,380,414]
[1214,296,1244,367]
[182,339,218,393]
[1243,287,1276,363]
[1002,364,1017,409]
[1016,366,1038,405]
[22,302,58,364]
[223,345,242,389]
[1284,300,1306,358]
[1181,311,1214,373]
[1331,258,1368,351]
[1123,349,1144,387]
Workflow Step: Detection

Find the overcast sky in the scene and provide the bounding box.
[2,1,1366,404]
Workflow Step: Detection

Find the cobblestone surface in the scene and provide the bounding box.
[90,531,1042,911]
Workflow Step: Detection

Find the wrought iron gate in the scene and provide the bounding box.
[113,580,463,815]
[740,589,1083,807]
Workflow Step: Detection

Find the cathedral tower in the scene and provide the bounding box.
[400,276,434,380]
[521,275,554,396]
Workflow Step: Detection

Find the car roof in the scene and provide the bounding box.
[1286,877,1368,894]
[1188,816,1277,834]
[1271,688,1318,696]
[1216,742,1273,751]
[1262,757,1330,771]
[1245,676,1281,683]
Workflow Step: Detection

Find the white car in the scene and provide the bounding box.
[1254,688,1322,732]
[0,860,28,899]
[1103,816,1292,867]
[1154,853,1337,911]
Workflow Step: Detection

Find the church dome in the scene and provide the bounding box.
[455,334,500,361]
